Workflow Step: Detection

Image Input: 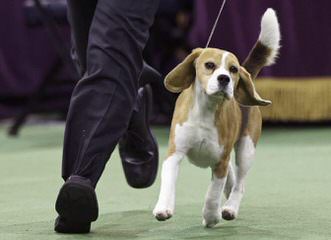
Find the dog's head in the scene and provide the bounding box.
[164,48,271,106]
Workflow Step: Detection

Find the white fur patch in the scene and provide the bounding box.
[259,8,281,65]
[237,135,255,155]
[153,153,184,219]
[174,80,224,168]
[202,175,227,228]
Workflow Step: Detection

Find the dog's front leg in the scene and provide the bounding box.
[202,159,229,228]
[153,152,184,221]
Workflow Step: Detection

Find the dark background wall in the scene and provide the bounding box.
[0,0,330,122]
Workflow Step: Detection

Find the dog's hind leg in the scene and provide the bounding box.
[222,135,255,220]
[153,152,184,221]
[224,161,235,199]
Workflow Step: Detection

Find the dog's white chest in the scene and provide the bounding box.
[175,121,224,168]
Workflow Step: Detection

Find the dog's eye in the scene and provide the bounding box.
[205,62,216,70]
[230,66,238,73]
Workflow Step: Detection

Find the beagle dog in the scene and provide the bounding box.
[153,9,280,227]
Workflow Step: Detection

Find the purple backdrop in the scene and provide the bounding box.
[0,0,70,98]
[1,0,331,119]
[190,0,331,77]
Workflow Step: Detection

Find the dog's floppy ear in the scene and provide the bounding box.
[164,48,203,93]
[234,66,272,106]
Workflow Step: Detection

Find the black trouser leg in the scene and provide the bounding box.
[62,0,159,187]
[66,0,97,76]
[66,0,160,82]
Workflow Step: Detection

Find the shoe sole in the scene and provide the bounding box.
[55,182,98,223]
[139,84,159,188]
[54,216,91,234]
[119,84,159,189]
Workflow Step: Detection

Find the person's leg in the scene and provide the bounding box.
[62,0,159,187]
[66,0,161,189]
[66,0,97,76]
[55,0,159,233]
[54,1,98,234]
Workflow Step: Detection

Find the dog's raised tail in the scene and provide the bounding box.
[243,8,280,79]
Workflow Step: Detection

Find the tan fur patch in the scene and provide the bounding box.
[213,99,241,177]
[214,155,230,178]
[167,85,195,156]
[241,106,262,145]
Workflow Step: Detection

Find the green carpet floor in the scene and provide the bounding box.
[0,124,331,240]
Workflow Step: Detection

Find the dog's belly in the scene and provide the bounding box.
[175,122,224,168]
[187,139,223,168]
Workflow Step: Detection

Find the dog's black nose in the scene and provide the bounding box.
[217,74,230,86]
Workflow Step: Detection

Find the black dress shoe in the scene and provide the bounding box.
[140,62,162,86]
[54,216,91,234]
[119,84,159,188]
[54,175,98,233]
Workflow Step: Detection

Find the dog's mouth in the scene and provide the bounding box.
[209,90,230,100]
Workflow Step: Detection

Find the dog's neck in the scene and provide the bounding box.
[190,79,224,124]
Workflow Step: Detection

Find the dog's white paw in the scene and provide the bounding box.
[153,206,173,221]
[221,206,238,221]
[202,210,221,228]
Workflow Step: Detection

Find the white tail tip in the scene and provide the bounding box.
[259,8,281,65]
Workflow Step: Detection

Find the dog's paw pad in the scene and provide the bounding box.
[221,208,236,221]
[202,217,220,228]
[153,209,173,221]
[202,211,221,228]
